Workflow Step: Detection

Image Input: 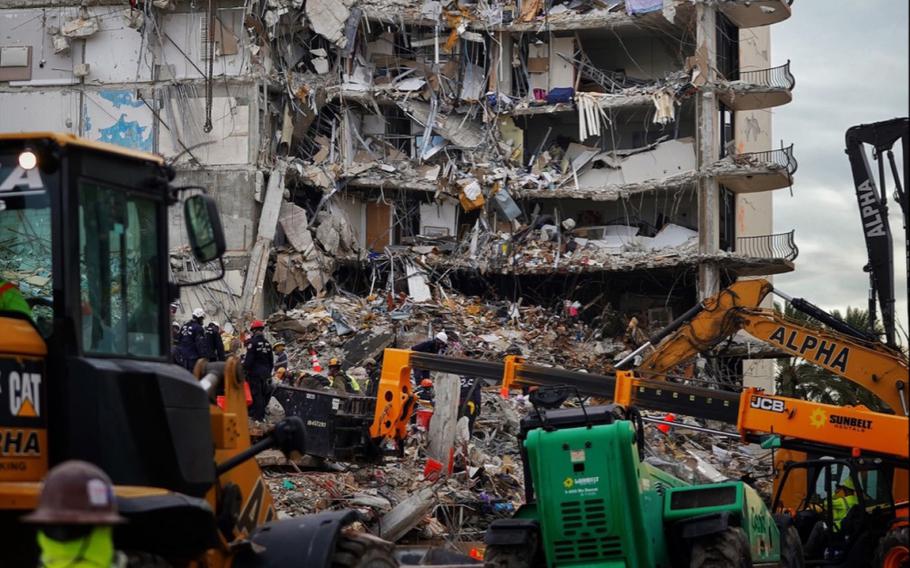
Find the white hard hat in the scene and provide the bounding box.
[435,331,448,344]
[561,218,576,231]
[192,308,205,319]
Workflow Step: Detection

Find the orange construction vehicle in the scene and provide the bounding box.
[375,348,909,566]
[0,133,412,566]
[615,278,908,418]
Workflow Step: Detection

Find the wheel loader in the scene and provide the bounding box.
[0,133,408,566]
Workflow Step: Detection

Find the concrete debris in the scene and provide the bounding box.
[60,14,99,38]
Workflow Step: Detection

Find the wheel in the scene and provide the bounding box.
[331,530,398,568]
[779,525,804,568]
[484,531,543,568]
[875,527,909,568]
[484,545,537,568]
[689,527,752,568]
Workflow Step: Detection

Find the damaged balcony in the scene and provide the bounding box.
[718,61,796,111]
[731,230,798,276]
[714,143,798,193]
[719,0,793,29]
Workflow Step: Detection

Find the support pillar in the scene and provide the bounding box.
[696,1,720,300]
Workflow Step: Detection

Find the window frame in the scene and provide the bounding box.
[72,172,170,361]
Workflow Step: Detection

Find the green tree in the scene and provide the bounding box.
[774,303,888,412]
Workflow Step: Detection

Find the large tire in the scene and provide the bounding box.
[485,531,542,568]
[779,525,804,568]
[689,527,752,568]
[331,531,398,568]
[874,527,909,568]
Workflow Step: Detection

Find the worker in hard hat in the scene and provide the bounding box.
[0,277,32,319]
[175,308,211,371]
[205,321,226,362]
[415,378,435,403]
[273,341,288,375]
[244,320,273,421]
[411,330,449,381]
[832,477,859,532]
[362,357,379,396]
[22,460,126,568]
[327,357,361,394]
[459,375,483,436]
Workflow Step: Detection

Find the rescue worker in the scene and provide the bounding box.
[205,322,226,362]
[411,331,448,380]
[832,477,859,531]
[176,308,211,371]
[243,320,273,421]
[327,358,361,393]
[22,460,126,568]
[363,357,379,396]
[273,341,289,374]
[0,277,31,318]
[171,321,183,367]
[458,375,482,436]
[415,378,435,403]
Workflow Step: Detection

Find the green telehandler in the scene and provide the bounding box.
[483,387,802,568]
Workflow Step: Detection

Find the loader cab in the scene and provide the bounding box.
[0,133,224,497]
[773,458,896,565]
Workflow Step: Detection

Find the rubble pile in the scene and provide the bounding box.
[266,287,623,372]
[265,388,530,543]
[262,391,776,544]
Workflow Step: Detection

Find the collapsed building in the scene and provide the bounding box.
[0,0,798,389]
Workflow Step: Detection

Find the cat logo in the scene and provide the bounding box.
[8,371,42,418]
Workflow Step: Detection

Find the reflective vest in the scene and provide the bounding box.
[37,527,121,568]
[832,493,859,531]
[0,279,31,318]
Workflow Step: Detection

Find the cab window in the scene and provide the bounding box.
[78,181,161,357]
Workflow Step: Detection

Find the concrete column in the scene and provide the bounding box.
[494,31,513,96]
[695,1,720,300]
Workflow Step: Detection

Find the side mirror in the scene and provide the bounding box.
[184,194,226,263]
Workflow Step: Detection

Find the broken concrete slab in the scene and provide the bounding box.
[379,486,437,542]
[278,201,314,254]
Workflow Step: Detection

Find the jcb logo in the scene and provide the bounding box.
[8,372,42,418]
[750,396,785,413]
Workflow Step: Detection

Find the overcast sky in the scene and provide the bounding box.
[771,1,909,343]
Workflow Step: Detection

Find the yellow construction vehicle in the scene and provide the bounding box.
[0,133,411,566]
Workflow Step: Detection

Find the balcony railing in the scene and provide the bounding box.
[736,230,799,261]
[732,143,798,177]
[736,60,795,91]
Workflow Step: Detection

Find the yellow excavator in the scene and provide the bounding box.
[0,133,410,566]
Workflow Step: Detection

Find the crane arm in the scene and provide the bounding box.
[844,117,908,347]
[628,281,908,416]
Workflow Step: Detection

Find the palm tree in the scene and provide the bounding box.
[774,303,888,412]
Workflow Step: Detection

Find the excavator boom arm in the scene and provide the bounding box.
[636,281,909,416]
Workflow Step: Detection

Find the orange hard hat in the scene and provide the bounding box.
[276,368,286,379]
[22,461,125,525]
[420,379,434,388]
[328,357,341,367]
[250,320,265,330]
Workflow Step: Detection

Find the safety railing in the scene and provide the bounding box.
[737,60,795,91]
[732,143,798,177]
[735,230,799,261]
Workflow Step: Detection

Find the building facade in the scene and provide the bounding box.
[0,0,797,388]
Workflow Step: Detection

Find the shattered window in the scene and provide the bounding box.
[78,181,161,357]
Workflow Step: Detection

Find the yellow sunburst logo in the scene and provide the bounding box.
[563,477,574,489]
[809,408,827,429]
